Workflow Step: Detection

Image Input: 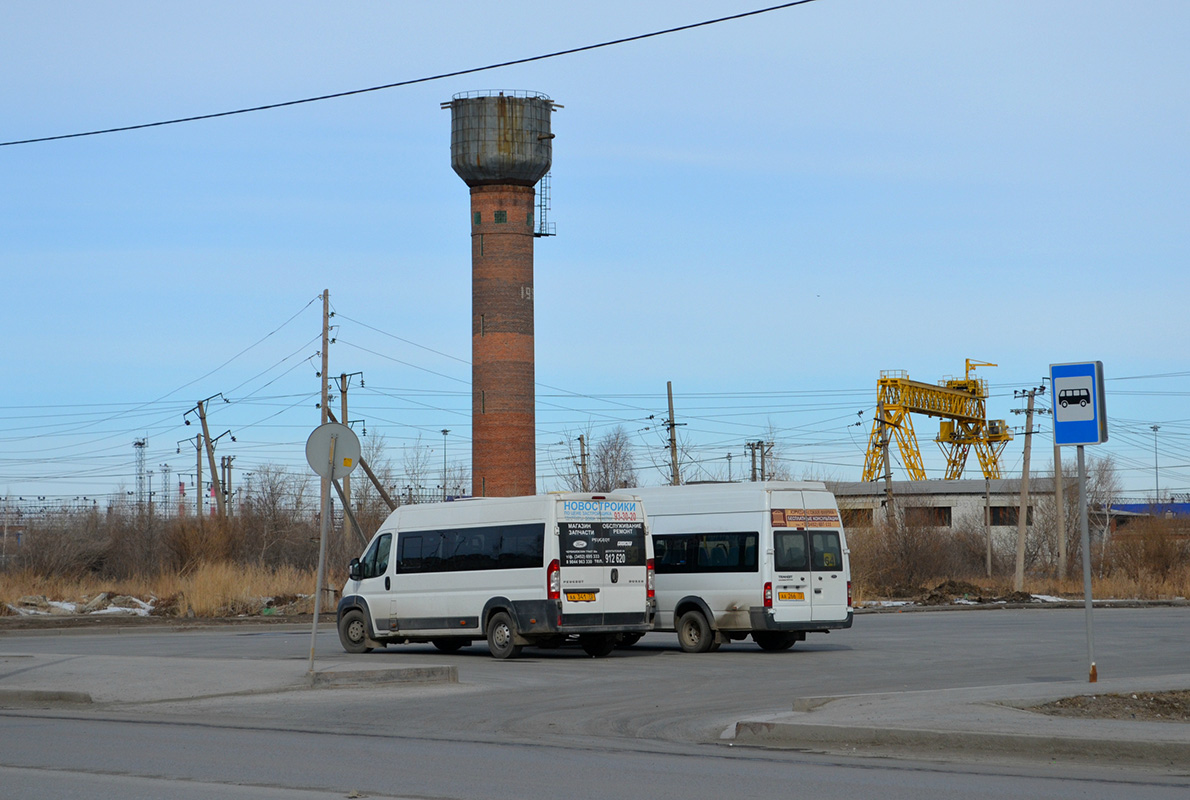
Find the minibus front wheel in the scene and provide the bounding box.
[338,609,373,654]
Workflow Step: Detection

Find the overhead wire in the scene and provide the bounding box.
[0,2,823,148]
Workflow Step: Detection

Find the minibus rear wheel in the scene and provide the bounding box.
[486,611,523,659]
[677,610,714,653]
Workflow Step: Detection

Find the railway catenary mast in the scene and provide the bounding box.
[444,91,558,497]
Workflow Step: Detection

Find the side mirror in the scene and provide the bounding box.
[348,558,362,581]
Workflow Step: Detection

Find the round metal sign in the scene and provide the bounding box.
[305,422,361,480]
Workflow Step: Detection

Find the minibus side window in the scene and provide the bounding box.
[361,533,392,579]
[398,534,423,573]
[654,535,693,573]
[809,531,843,571]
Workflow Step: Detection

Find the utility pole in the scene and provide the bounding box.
[577,435,589,492]
[726,452,732,482]
[984,477,992,578]
[746,441,758,482]
[1151,425,1161,503]
[441,429,450,501]
[877,400,896,525]
[320,290,331,549]
[1012,385,1043,592]
[666,381,682,486]
[221,455,235,519]
[194,398,227,518]
[178,435,203,517]
[335,372,363,512]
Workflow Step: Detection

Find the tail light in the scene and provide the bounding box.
[646,558,655,599]
[763,581,773,608]
[547,559,560,600]
[847,580,853,609]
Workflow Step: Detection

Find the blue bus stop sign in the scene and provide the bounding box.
[1050,361,1108,446]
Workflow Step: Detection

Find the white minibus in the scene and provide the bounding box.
[628,482,852,653]
[337,493,656,659]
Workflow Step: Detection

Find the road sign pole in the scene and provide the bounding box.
[1078,445,1097,683]
[309,432,338,675]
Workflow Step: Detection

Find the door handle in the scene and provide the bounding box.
[814,588,822,594]
[385,576,391,591]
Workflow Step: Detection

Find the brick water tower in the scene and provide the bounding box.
[444,91,557,497]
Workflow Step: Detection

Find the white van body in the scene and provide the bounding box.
[337,493,656,659]
[627,482,852,652]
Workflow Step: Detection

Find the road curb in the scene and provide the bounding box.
[0,688,93,707]
[731,719,1190,766]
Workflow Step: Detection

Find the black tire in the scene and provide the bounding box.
[431,638,467,653]
[677,610,714,653]
[580,634,618,657]
[338,608,373,654]
[486,611,522,660]
[615,632,643,649]
[753,631,797,651]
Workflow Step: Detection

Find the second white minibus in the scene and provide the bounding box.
[628,482,852,653]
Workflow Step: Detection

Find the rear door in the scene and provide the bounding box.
[557,499,647,624]
[808,528,848,622]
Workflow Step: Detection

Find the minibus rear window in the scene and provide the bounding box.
[774,531,809,571]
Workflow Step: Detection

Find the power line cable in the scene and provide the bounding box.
[1,2,822,148]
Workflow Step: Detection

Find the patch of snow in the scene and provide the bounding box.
[47,600,79,613]
[1032,594,1067,603]
[91,605,149,617]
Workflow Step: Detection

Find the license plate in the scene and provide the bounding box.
[778,591,805,601]
[566,592,597,602]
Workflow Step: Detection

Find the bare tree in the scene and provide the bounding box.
[400,436,434,503]
[592,426,638,491]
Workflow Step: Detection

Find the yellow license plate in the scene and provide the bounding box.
[566,592,597,602]
[778,591,805,601]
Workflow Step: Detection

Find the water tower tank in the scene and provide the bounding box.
[449,91,554,187]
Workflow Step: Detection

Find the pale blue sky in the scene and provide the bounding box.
[2,1,1188,505]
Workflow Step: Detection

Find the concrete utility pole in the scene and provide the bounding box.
[341,373,351,511]
[667,381,681,486]
[984,478,993,578]
[195,438,202,516]
[195,399,227,518]
[1013,387,1041,592]
[747,442,758,482]
[221,455,235,519]
[320,290,330,543]
[877,400,896,525]
[578,435,589,492]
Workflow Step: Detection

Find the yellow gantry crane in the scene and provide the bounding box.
[862,359,1013,482]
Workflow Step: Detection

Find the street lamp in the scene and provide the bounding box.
[441,429,450,501]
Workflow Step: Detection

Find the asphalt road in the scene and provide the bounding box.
[2,607,1188,799]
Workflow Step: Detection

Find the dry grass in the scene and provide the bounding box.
[0,562,326,617]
